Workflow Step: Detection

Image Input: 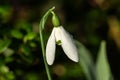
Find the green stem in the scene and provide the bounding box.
[39,7,55,80]
[39,27,52,80]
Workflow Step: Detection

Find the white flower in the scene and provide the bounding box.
[46,26,78,65]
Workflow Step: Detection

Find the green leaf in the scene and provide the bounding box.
[3,48,14,57]
[29,42,36,47]
[0,65,9,73]
[96,41,113,80]
[16,20,32,33]
[11,29,23,39]
[75,41,95,80]
[0,6,12,22]
[21,45,31,56]
[24,32,36,42]
[19,45,33,63]
[0,39,11,53]
[24,73,40,80]
[0,65,15,80]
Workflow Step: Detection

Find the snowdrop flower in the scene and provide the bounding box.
[46,12,78,65]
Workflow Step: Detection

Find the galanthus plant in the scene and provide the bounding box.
[39,7,78,80]
[46,12,78,65]
[39,6,114,80]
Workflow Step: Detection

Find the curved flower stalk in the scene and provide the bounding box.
[39,7,55,80]
[46,12,78,65]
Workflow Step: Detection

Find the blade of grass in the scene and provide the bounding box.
[75,41,96,80]
[96,41,113,80]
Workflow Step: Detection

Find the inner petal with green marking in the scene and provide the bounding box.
[56,40,62,45]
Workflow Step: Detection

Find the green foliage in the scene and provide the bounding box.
[11,29,24,39]
[0,6,40,80]
[24,32,36,43]
[0,39,11,53]
[76,41,95,80]
[0,6,12,22]
[77,41,113,80]
[0,65,15,80]
[24,73,40,80]
[96,41,113,80]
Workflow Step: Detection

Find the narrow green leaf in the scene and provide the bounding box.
[75,41,95,80]
[0,39,11,53]
[96,41,113,80]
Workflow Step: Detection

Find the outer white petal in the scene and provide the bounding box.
[46,28,56,65]
[60,26,78,62]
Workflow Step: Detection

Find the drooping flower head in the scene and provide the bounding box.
[46,12,78,65]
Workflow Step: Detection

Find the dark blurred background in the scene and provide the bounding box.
[0,0,120,80]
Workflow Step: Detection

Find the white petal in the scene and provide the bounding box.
[60,26,78,62]
[46,28,56,65]
[54,27,62,44]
